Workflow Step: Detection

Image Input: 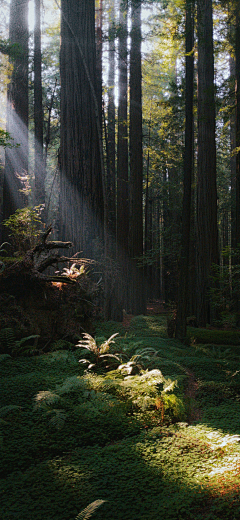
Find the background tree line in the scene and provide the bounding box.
[0,0,240,334]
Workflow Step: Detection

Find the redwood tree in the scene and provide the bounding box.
[59,0,104,258]
[176,0,195,339]
[128,0,146,314]
[34,0,45,206]
[196,0,218,326]
[235,0,240,248]
[107,0,116,247]
[3,0,29,222]
[117,0,129,259]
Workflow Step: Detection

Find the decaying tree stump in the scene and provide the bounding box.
[0,227,98,352]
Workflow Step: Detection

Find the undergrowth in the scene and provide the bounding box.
[1,315,240,519]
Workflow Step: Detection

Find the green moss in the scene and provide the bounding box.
[1,317,240,520]
[187,327,240,345]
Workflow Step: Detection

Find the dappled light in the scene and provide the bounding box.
[1,0,240,518]
[1,315,240,519]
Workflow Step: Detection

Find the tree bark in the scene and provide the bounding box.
[34,0,45,206]
[230,56,236,251]
[96,0,103,126]
[117,0,129,258]
[196,0,218,327]
[176,0,194,339]
[107,0,116,248]
[114,0,129,315]
[128,0,146,315]
[3,0,29,223]
[59,0,104,259]
[235,2,240,249]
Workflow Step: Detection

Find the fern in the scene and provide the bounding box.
[99,333,119,352]
[43,351,77,363]
[75,500,106,520]
[77,333,119,355]
[48,409,67,430]
[77,333,120,370]
[34,391,61,409]
[0,329,39,355]
[56,376,86,395]
[118,348,159,375]
[12,335,40,355]
[61,263,85,280]
[0,242,11,272]
[0,354,12,362]
[77,333,99,355]
[0,328,15,352]
[0,405,21,417]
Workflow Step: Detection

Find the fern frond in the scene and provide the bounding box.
[135,347,158,357]
[0,328,15,350]
[79,358,91,365]
[0,241,11,251]
[77,334,98,354]
[34,391,60,408]
[0,354,12,362]
[75,500,106,520]
[0,405,21,416]
[100,353,121,361]
[163,380,177,394]
[100,333,119,352]
[56,376,86,395]
[16,335,40,347]
[48,409,67,429]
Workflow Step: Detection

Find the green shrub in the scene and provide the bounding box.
[3,206,44,253]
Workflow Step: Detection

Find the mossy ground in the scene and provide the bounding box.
[1,315,240,520]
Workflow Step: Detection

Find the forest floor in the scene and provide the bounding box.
[1,314,240,520]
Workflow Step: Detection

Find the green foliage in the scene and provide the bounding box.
[187,327,240,345]
[0,405,21,417]
[77,333,121,371]
[0,128,14,148]
[61,263,86,280]
[0,39,23,59]
[50,339,75,352]
[0,242,12,272]
[0,327,39,355]
[129,315,168,338]
[118,347,160,375]
[3,206,44,253]
[0,328,15,353]
[75,500,106,520]
[1,315,240,519]
[0,241,11,256]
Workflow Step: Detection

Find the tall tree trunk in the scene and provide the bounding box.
[230,56,236,250]
[128,0,146,315]
[34,0,45,206]
[115,0,129,314]
[196,0,218,327]
[235,2,240,249]
[117,0,129,258]
[144,118,152,299]
[107,0,116,249]
[176,0,194,339]
[59,0,104,259]
[96,0,103,123]
[3,0,29,224]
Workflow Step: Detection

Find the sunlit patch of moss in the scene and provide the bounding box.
[1,314,240,519]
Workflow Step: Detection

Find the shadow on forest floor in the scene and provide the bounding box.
[1,313,240,520]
